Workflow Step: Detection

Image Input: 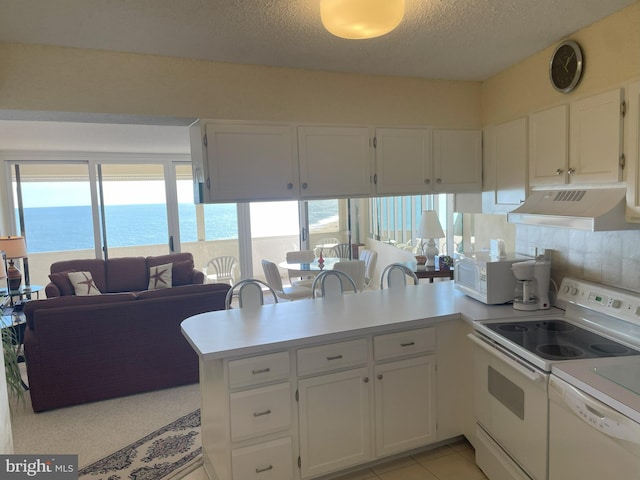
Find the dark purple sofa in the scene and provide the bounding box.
[23,253,230,412]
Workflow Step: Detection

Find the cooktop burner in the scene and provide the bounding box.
[484,319,640,361]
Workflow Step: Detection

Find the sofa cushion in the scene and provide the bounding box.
[172,260,195,286]
[106,256,148,293]
[50,259,107,293]
[68,271,102,296]
[24,293,136,329]
[148,263,172,290]
[136,283,230,301]
[48,270,76,296]
[147,253,194,270]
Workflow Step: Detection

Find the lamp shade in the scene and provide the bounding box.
[0,236,27,259]
[320,0,405,40]
[417,211,445,239]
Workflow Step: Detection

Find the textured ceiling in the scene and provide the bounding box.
[0,0,636,81]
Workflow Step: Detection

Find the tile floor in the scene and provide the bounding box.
[183,439,488,480]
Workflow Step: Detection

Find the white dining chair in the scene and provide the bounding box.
[380,263,419,289]
[330,243,352,259]
[225,279,278,309]
[311,270,358,298]
[285,250,317,287]
[358,249,378,288]
[332,260,366,293]
[261,260,314,301]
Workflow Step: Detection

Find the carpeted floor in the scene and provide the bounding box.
[9,374,201,470]
[78,409,201,480]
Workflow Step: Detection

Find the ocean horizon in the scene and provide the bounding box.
[22,202,338,253]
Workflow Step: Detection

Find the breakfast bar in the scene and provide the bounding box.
[181,282,558,480]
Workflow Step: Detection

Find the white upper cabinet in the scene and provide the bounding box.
[625,81,640,222]
[192,122,299,203]
[529,105,569,186]
[374,127,432,195]
[297,126,372,199]
[569,88,624,184]
[433,129,482,192]
[374,127,481,195]
[482,117,528,213]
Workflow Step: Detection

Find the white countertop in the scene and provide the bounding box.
[181,282,561,360]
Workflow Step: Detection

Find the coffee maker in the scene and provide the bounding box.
[511,256,551,311]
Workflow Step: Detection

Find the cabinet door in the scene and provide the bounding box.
[204,123,298,202]
[569,88,624,184]
[482,118,527,213]
[298,367,372,478]
[298,126,371,198]
[433,129,482,193]
[374,355,436,457]
[374,128,432,195]
[625,81,640,222]
[529,105,569,187]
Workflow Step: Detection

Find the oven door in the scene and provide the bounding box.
[469,333,548,480]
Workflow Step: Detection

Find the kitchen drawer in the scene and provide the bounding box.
[229,351,290,389]
[297,338,368,376]
[230,382,291,441]
[232,437,293,480]
[374,327,435,361]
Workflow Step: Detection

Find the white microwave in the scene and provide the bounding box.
[454,252,531,304]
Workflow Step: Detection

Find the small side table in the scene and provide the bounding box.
[1,304,28,390]
[0,284,43,302]
[414,266,454,283]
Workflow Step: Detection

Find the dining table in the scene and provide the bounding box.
[277,257,346,272]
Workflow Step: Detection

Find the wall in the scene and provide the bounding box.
[476,2,640,293]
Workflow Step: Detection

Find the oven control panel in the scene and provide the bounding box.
[558,277,640,329]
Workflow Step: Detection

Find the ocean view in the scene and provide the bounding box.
[23,202,338,253]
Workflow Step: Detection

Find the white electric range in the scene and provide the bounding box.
[469,277,640,480]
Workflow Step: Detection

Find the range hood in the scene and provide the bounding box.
[507,188,639,231]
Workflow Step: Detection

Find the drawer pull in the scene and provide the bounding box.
[253,409,272,417]
[256,465,274,473]
[327,355,343,361]
[400,342,416,347]
[251,367,271,374]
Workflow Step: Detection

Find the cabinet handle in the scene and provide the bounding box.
[253,409,272,417]
[302,182,308,189]
[251,367,271,374]
[424,179,431,184]
[256,465,274,473]
[555,168,563,175]
[400,341,415,347]
[287,182,293,190]
[568,168,575,175]
[363,377,369,383]
[436,178,442,184]
[326,354,343,361]
[377,374,383,380]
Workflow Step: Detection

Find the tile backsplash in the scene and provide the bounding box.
[471,213,640,293]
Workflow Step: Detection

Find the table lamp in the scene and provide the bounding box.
[0,236,27,291]
[0,250,7,304]
[417,211,445,267]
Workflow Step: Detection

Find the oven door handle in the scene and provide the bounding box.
[467,333,546,383]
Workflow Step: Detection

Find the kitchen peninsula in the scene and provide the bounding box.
[181,282,559,480]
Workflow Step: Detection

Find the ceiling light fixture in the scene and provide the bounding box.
[320,0,405,40]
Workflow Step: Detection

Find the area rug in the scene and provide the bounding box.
[78,409,202,480]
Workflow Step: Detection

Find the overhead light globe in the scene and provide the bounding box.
[320,0,405,40]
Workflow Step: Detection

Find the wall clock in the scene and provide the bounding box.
[549,40,583,93]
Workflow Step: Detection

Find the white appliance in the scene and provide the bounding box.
[454,252,531,304]
[511,257,551,311]
[548,373,640,479]
[469,277,640,480]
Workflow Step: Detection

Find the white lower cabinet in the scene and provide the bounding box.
[298,367,373,478]
[232,437,294,480]
[374,355,436,457]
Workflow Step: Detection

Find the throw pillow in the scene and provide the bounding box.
[48,270,77,296]
[148,263,172,290]
[68,271,102,296]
